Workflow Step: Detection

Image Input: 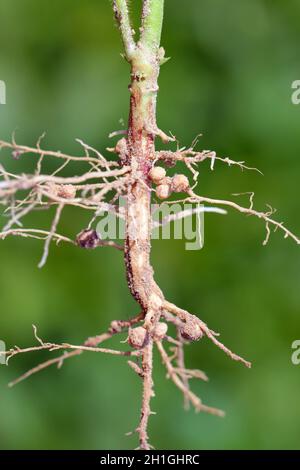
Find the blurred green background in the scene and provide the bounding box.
[0,0,299,450]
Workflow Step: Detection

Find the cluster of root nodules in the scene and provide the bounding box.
[0,134,299,450]
[0,305,249,449]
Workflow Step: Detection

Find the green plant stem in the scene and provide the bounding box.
[140,0,165,52]
[113,0,136,60]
